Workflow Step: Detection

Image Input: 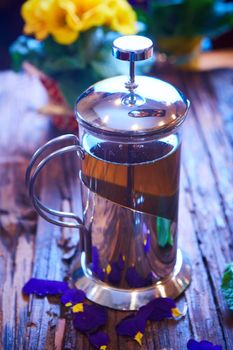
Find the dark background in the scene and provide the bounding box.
[0,0,232,70]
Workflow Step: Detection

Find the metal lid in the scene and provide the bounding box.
[75,35,189,138]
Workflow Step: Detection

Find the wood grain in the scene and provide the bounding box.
[0,69,233,349]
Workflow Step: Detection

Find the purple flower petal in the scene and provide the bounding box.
[143,233,151,253]
[92,246,99,267]
[187,339,222,350]
[126,267,152,288]
[96,267,106,281]
[73,304,107,333]
[116,314,146,345]
[108,262,122,285]
[199,341,217,350]
[138,297,181,321]
[88,331,109,349]
[92,246,105,281]
[116,254,125,270]
[199,341,222,350]
[61,288,86,306]
[187,340,200,350]
[22,278,68,296]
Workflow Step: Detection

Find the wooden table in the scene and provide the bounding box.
[0,68,233,350]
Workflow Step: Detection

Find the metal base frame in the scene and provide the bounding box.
[74,248,192,310]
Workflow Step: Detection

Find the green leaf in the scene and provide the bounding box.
[57,68,99,107]
[221,262,233,311]
[10,36,44,71]
[156,217,173,248]
[143,0,233,38]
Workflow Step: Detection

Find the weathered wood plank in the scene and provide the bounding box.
[179,71,233,348]
[0,71,52,350]
[25,159,71,350]
[205,70,233,147]
[1,69,233,350]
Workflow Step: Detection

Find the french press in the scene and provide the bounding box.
[27,35,191,310]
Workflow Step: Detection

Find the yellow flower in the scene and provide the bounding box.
[21,0,137,45]
[107,0,137,35]
[47,0,82,45]
[21,0,53,40]
[80,2,113,31]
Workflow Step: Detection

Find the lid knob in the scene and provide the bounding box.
[112,35,154,105]
[112,35,153,61]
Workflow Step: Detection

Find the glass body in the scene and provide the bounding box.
[78,125,182,289]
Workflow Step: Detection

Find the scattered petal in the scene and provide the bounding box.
[61,288,86,306]
[92,246,105,281]
[108,262,122,285]
[88,331,109,349]
[134,331,143,346]
[171,307,184,318]
[138,298,183,321]
[187,339,200,350]
[143,233,151,253]
[187,339,222,350]
[106,255,126,285]
[96,267,106,281]
[22,278,68,296]
[92,246,99,268]
[72,303,84,313]
[116,254,125,270]
[116,314,146,345]
[106,264,111,275]
[73,304,107,333]
[126,267,152,288]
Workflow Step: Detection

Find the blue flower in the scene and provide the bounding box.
[187,339,222,350]
[92,246,105,281]
[138,297,183,321]
[116,297,184,345]
[73,304,108,333]
[116,314,147,345]
[61,288,86,307]
[88,331,109,349]
[22,278,68,296]
[143,233,151,253]
[125,267,152,288]
[107,262,122,285]
[116,254,125,270]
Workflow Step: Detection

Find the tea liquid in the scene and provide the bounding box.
[81,134,181,222]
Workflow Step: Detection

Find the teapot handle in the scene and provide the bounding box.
[26,134,85,229]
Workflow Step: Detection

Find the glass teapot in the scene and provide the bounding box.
[27,36,191,310]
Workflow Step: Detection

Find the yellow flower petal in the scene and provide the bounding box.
[58,0,82,31]
[51,27,79,45]
[106,264,112,275]
[21,0,53,40]
[65,302,72,307]
[21,0,137,44]
[134,331,143,345]
[72,303,84,313]
[81,5,112,31]
[35,28,50,40]
[109,0,137,35]
[171,307,183,318]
